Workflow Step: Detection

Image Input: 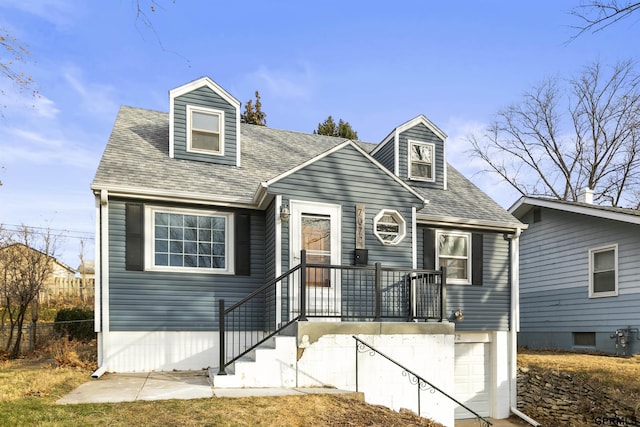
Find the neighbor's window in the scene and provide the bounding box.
[373,209,406,245]
[187,106,223,155]
[589,244,617,297]
[409,140,435,181]
[436,230,471,284]
[147,207,233,273]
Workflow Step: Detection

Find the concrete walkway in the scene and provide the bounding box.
[57,372,531,427]
[56,371,359,405]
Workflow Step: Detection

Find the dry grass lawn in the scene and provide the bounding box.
[0,340,442,427]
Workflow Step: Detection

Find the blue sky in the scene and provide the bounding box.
[0,0,637,266]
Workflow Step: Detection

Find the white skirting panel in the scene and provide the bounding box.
[103,331,219,372]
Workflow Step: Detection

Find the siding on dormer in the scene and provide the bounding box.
[371,138,395,173]
[398,123,445,190]
[173,86,238,165]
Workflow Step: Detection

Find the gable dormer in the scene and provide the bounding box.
[169,77,241,166]
[370,115,447,190]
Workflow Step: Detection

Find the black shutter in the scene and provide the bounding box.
[423,228,435,270]
[235,213,251,276]
[125,203,144,271]
[472,233,483,286]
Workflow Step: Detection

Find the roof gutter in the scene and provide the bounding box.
[417,215,526,233]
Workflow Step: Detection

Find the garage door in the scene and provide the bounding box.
[454,342,490,418]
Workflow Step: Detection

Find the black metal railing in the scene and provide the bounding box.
[218,250,446,374]
[353,336,492,427]
[218,265,301,375]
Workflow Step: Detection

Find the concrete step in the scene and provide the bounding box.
[212,336,297,388]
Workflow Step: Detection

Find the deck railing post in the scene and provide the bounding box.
[440,267,447,322]
[217,299,227,375]
[374,262,382,321]
[299,250,307,321]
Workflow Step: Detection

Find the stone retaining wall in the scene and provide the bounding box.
[517,366,639,426]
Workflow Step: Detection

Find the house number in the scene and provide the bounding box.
[356,204,365,249]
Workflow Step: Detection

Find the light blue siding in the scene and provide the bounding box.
[173,86,237,165]
[518,206,640,354]
[419,227,511,331]
[269,144,423,270]
[372,139,395,172]
[108,199,264,331]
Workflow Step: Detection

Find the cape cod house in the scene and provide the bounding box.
[510,193,640,356]
[91,77,524,425]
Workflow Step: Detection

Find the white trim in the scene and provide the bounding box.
[373,209,406,245]
[369,130,395,157]
[186,105,225,156]
[588,243,618,298]
[144,206,235,274]
[92,185,254,208]
[275,195,283,327]
[262,140,428,205]
[170,77,241,108]
[510,196,640,225]
[289,200,342,317]
[94,194,102,333]
[169,98,175,158]
[411,206,417,269]
[394,129,399,176]
[407,139,436,182]
[395,115,448,141]
[442,134,448,190]
[436,229,472,285]
[98,189,110,368]
[417,214,525,232]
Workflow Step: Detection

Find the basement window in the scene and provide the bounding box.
[573,332,596,348]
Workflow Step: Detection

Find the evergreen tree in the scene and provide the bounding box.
[313,115,358,139]
[241,91,266,126]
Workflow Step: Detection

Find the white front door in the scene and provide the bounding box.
[290,200,341,317]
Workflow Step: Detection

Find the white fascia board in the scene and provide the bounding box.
[395,115,448,141]
[417,214,527,232]
[91,184,255,209]
[394,129,399,176]
[261,140,428,205]
[509,196,640,225]
[169,76,241,108]
[169,95,175,158]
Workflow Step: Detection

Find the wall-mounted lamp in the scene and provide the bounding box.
[280,204,290,223]
[454,310,464,321]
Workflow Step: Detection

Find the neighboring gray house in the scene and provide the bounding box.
[510,192,640,355]
[92,77,524,424]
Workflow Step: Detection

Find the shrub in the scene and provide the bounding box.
[54,308,95,342]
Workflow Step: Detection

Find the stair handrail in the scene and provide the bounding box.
[352,335,492,427]
[218,265,302,374]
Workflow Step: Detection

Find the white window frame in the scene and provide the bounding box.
[145,206,234,274]
[408,140,435,182]
[436,230,472,285]
[373,209,406,245]
[186,105,225,156]
[588,244,618,298]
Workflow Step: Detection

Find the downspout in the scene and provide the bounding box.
[91,189,109,378]
[507,228,539,426]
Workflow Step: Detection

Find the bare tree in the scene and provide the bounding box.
[571,1,640,38]
[0,226,56,358]
[469,60,640,207]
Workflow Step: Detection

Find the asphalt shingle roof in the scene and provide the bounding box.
[93,106,522,228]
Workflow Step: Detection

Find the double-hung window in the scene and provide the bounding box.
[436,230,471,284]
[187,106,224,155]
[147,207,234,274]
[409,140,435,181]
[589,244,617,297]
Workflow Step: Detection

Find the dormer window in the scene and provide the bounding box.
[409,140,434,181]
[187,106,224,155]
